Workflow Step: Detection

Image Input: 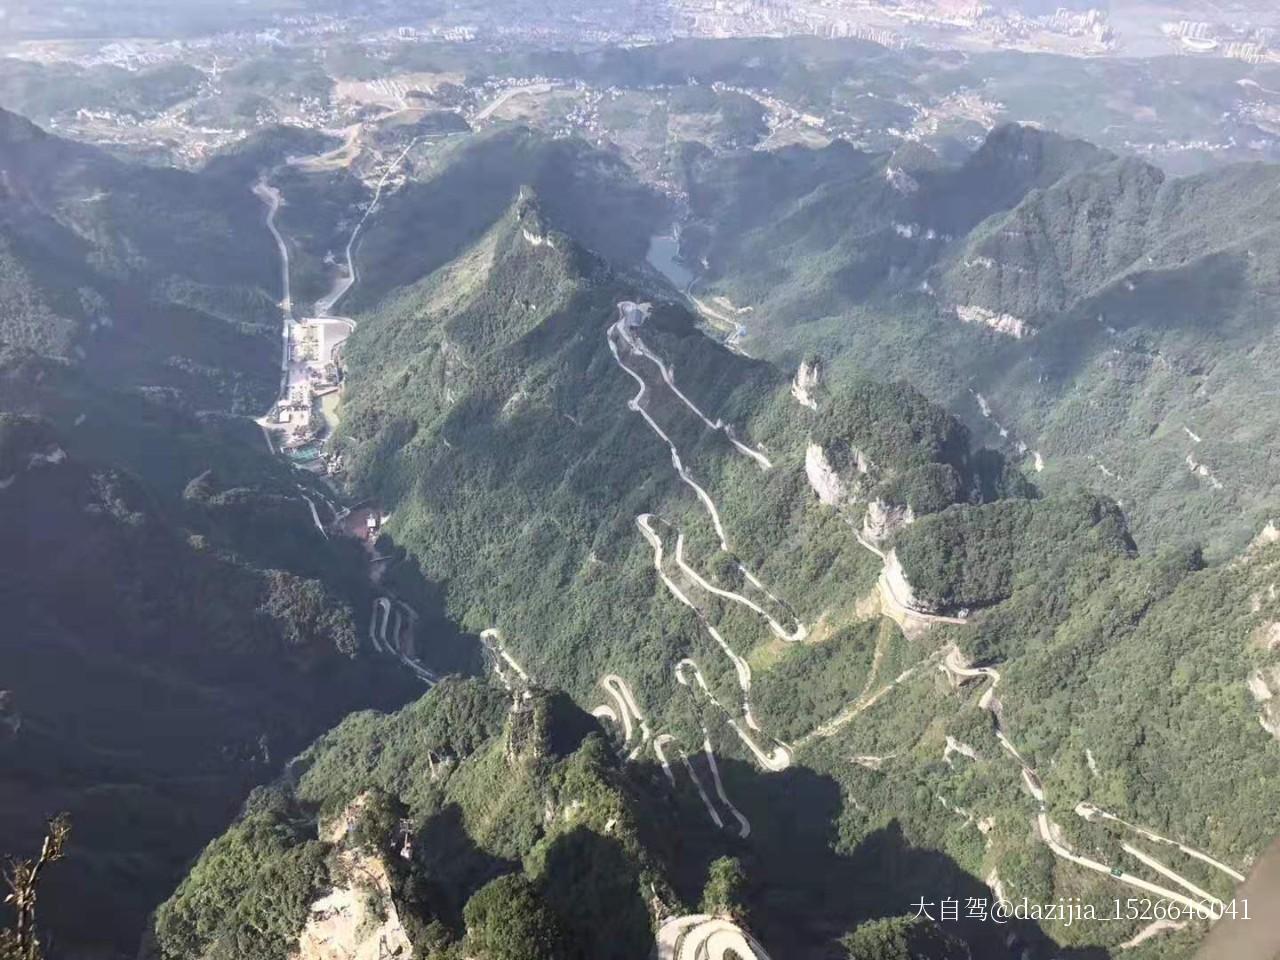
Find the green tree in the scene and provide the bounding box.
[463,874,574,960]
[700,856,749,921]
[841,915,967,960]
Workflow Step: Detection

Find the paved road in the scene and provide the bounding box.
[1077,803,1245,883]
[809,455,968,629]
[251,177,294,447]
[253,178,294,322]
[652,733,678,785]
[674,656,791,772]
[796,660,929,747]
[615,302,771,469]
[701,736,751,838]
[254,139,439,691]
[367,597,437,684]
[297,486,329,538]
[673,532,806,642]
[601,674,652,761]
[1033,813,1213,918]
[315,137,419,318]
[368,597,391,653]
[656,915,773,960]
[610,322,730,549]
[943,644,1222,917]
[610,305,798,773]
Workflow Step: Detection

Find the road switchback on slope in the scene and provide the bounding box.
[656,915,773,960]
[610,305,799,773]
[941,645,1227,919]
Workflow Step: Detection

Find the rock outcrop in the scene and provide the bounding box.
[954,304,1032,339]
[863,498,915,544]
[297,797,413,960]
[791,360,821,410]
[805,444,846,507]
[1247,666,1280,741]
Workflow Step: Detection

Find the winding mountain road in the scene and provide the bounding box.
[652,733,678,785]
[610,303,800,773]
[656,915,773,960]
[255,137,444,688]
[601,674,653,761]
[1076,803,1246,883]
[943,644,1224,917]
[366,597,436,684]
[701,736,751,837]
[796,661,929,748]
[298,487,329,537]
[369,597,391,653]
[674,657,791,773]
[315,137,419,318]
[252,178,294,438]
[673,532,806,642]
[609,322,730,550]
[614,304,772,470]
[639,516,791,771]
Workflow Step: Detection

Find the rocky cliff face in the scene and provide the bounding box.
[863,498,915,544]
[791,359,821,410]
[297,796,413,960]
[805,440,879,512]
[805,443,847,507]
[1247,666,1280,741]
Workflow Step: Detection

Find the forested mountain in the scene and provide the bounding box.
[3,75,1280,960]
[0,412,429,953]
[150,681,670,960]
[150,677,997,960]
[0,107,280,412]
[287,158,1278,956]
[335,126,672,312]
[0,114,436,955]
[334,190,1021,721]
[679,123,1280,557]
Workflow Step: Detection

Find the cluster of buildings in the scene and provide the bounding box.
[1163,20,1273,63]
[393,24,478,43]
[1041,8,1113,45]
[663,0,1116,53]
[272,321,347,466]
[820,19,906,49]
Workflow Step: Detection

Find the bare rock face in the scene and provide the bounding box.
[863,498,915,544]
[297,797,414,960]
[791,360,821,410]
[954,304,1032,339]
[849,446,873,476]
[1247,666,1280,741]
[1254,621,1280,653]
[297,856,412,960]
[1249,521,1280,556]
[805,444,846,507]
[882,548,938,615]
[806,439,880,512]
